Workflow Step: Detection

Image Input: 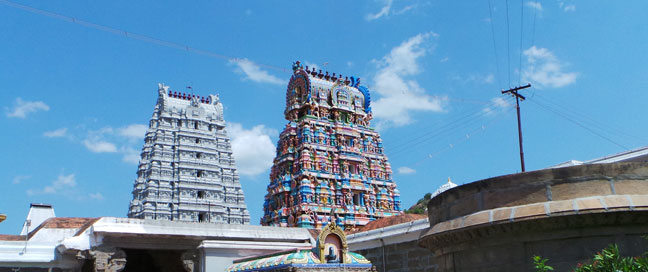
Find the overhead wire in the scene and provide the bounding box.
[0,0,289,73]
[531,94,646,144]
[487,0,503,91]
[386,96,516,158]
[531,0,539,47]
[518,0,524,85]
[505,0,511,88]
[527,98,629,150]
[386,98,502,153]
[408,105,516,167]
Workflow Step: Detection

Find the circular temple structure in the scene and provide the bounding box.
[419,162,648,271]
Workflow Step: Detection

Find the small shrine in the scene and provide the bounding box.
[227,222,374,271]
[261,61,402,231]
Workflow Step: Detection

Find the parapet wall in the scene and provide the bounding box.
[420,162,648,272]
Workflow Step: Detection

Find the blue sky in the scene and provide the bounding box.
[2,0,647,234]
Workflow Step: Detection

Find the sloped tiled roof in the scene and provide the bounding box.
[351,213,426,234]
[0,234,25,241]
[25,217,98,239]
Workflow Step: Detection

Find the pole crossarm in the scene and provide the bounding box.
[501,83,531,100]
[501,83,531,172]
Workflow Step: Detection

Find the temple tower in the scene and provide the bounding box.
[261,62,401,231]
[128,84,250,224]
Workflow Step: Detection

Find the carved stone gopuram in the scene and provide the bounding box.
[128,84,249,224]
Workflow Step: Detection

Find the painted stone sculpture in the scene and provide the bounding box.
[261,61,401,231]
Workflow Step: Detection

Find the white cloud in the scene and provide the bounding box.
[304,61,320,72]
[12,175,31,184]
[121,147,141,165]
[394,4,416,15]
[44,127,68,138]
[6,98,49,118]
[118,124,147,139]
[366,0,392,21]
[397,166,416,174]
[230,58,284,85]
[523,46,577,88]
[440,57,449,63]
[526,1,542,11]
[482,97,512,116]
[453,73,495,84]
[371,32,447,127]
[89,192,104,200]
[28,173,76,195]
[484,74,495,84]
[228,123,277,177]
[559,1,575,12]
[82,127,118,153]
[83,139,118,153]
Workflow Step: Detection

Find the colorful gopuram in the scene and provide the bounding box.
[261,61,401,231]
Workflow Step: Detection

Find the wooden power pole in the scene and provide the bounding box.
[502,83,531,172]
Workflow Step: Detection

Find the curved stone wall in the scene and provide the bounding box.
[419,163,648,272]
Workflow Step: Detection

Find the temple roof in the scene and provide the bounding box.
[227,248,371,272]
[288,61,372,114]
[431,178,458,198]
[351,213,426,234]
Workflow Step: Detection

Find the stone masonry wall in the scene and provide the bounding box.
[355,240,435,272]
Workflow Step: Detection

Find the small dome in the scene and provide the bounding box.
[431,178,458,198]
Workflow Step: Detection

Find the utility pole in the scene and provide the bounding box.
[501,83,531,172]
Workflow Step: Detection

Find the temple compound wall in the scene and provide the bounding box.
[128,84,249,224]
[420,162,648,271]
[262,61,401,232]
[0,215,313,272]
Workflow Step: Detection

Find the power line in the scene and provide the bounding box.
[531,0,539,47]
[386,96,515,158]
[387,99,501,153]
[532,94,646,144]
[528,98,629,150]
[487,0,503,90]
[505,0,511,87]
[409,106,516,167]
[0,0,289,73]
[518,0,524,85]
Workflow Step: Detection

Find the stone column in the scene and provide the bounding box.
[181,250,199,272]
[89,245,127,272]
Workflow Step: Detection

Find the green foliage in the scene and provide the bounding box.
[404,206,425,214]
[533,255,554,272]
[405,192,432,214]
[572,244,648,272]
[534,243,648,272]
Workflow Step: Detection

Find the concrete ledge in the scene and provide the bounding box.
[427,163,648,226]
[424,194,647,237]
[92,217,312,243]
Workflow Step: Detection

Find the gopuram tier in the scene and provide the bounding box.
[261,61,401,231]
[128,84,250,224]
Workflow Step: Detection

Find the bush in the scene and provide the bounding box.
[534,244,648,272]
